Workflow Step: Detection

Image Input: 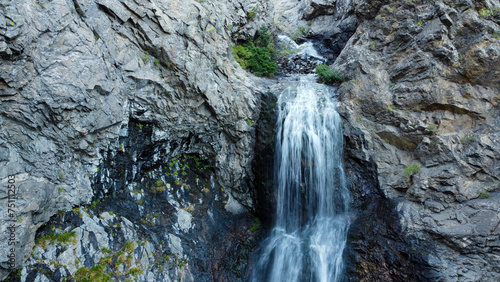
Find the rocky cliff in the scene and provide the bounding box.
[334,0,500,280]
[1,0,499,281]
[0,0,271,280]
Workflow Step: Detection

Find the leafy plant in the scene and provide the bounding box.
[427,124,437,133]
[460,135,477,145]
[404,163,421,179]
[247,7,257,19]
[123,241,135,254]
[37,231,77,248]
[250,216,261,232]
[477,190,490,199]
[291,26,307,41]
[127,267,143,277]
[315,64,344,85]
[232,26,277,77]
[74,265,111,282]
[141,52,150,62]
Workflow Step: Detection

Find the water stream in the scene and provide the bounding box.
[252,76,351,282]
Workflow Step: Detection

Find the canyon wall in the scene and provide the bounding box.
[1,0,499,281]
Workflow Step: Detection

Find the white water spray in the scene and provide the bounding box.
[252,77,351,282]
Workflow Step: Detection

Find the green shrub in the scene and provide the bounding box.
[404,163,421,179]
[141,52,150,62]
[36,231,77,247]
[291,26,307,41]
[427,124,437,133]
[123,241,135,253]
[460,135,477,144]
[127,267,143,277]
[250,216,261,232]
[74,266,111,282]
[315,64,344,85]
[232,26,277,77]
[477,190,490,199]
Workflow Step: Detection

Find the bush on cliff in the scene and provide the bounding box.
[315,64,344,85]
[232,26,277,77]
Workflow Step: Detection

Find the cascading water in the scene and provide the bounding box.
[252,76,351,282]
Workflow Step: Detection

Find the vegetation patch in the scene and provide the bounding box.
[477,190,490,199]
[232,26,277,77]
[250,216,261,232]
[427,124,437,133]
[36,231,77,248]
[127,267,143,277]
[404,163,421,179]
[315,64,344,85]
[74,265,112,282]
[460,135,477,145]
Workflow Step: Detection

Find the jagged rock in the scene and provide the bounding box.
[336,0,500,280]
[2,0,499,280]
[0,0,271,279]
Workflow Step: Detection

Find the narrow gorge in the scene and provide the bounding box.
[1,0,499,281]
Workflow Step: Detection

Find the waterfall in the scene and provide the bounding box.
[252,76,351,282]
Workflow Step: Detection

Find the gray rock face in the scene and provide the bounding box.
[2,0,499,280]
[335,0,500,280]
[0,0,270,279]
[270,0,358,61]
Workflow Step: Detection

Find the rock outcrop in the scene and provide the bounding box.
[335,0,500,280]
[0,0,271,280]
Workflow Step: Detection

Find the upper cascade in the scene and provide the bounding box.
[276,35,327,75]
